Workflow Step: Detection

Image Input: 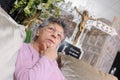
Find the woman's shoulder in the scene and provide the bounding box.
[19,43,31,52]
[18,43,39,60]
[19,43,38,55]
[21,43,30,48]
[17,43,34,58]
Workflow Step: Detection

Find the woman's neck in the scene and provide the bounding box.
[31,42,42,54]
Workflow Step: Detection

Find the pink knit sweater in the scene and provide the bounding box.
[14,43,66,80]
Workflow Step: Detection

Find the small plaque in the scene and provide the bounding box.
[58,41,81,59]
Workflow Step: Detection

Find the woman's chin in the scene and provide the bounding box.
[46,42,53,48]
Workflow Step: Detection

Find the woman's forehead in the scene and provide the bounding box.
[49,23,64,31]
[39,23,65,36]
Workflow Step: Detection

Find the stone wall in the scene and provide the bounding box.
[81,28,107,66]
[81,18,120,73]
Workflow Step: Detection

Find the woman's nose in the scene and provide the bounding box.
[51,32,57,39]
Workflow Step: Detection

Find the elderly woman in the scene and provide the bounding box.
[14,17,69,80]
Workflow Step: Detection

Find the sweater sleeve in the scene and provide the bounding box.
[14,44,56,80]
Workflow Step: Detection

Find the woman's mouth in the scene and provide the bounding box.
[46,39,55,47]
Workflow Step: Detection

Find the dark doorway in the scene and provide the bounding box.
[109,51,120,80]
[0,0,15,13]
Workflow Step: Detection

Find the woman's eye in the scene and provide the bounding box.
[57,34,62,40]
[48,27,54,32]
[50,27,54,30]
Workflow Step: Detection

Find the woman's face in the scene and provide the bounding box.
[36,23,64,50]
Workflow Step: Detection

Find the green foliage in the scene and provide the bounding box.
[10,0,64,43]
[10,0,64,25]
